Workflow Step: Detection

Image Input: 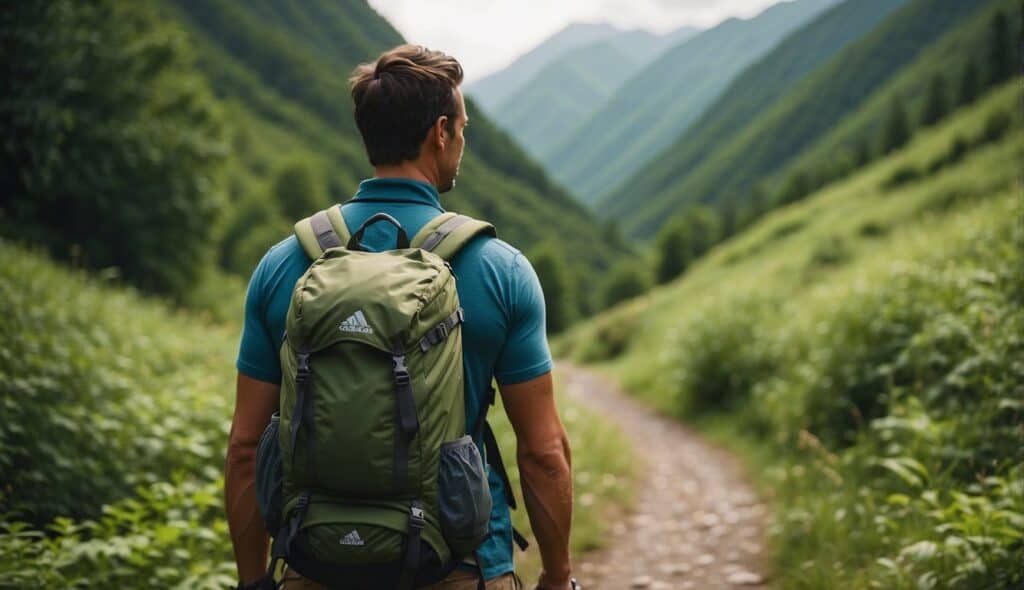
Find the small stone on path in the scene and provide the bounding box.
[630,575,652,588]
[726,570,764,586]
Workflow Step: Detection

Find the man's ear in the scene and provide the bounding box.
[434,115,449,149]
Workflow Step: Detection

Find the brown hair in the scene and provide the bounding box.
[349,45,464,166]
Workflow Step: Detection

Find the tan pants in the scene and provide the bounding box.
[280,566,519,590]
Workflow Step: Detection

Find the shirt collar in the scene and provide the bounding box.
[351,177,444,212]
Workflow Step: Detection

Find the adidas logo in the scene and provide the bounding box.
[339,529,365,546]
[339,310,373,334]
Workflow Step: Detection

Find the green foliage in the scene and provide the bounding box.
[272,160,324,221]
[919,74,948,127]
[672,297,779,415]
[0,243,237,526]
[600,262,651,310]
[986,9,1015,85]
[653,207,720,284]
[0,0,225,297]
[880,95,911,155]
[528,244,576,334]
[957,59,981,106]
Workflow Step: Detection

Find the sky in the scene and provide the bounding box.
[367,0,782,83]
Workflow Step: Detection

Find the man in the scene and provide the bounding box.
[225,45,576,590]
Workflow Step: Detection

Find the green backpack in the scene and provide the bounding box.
[263,208,508,590]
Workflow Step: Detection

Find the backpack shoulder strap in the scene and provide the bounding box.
[410,212,496,260]
[293,206,351,259]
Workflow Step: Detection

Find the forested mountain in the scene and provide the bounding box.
[467,23,622,112]
[159,1,619,285]
[768,0,1021,197]
[613,0,996,237]
[545,0,840,205]
[489,27,698,161]
[595,0,908,221]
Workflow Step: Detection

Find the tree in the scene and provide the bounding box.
[958,59,981,107]
[600,262,650,310]
[0,1,224,296]
[654,217,692,284]
[528,244,576,334]
[775,170,812,206]
[986,10,1014,86]
[272,161,323,221]
[880,95,911,155]
[654,207,720,284]
[919,74,948,127]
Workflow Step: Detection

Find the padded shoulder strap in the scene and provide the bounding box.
[410,212,496,261]
[293,206,351,259]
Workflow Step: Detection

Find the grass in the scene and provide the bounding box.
[0,241,636,588]
[555,80,1024,588]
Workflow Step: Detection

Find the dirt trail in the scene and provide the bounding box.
[563,365,769,590]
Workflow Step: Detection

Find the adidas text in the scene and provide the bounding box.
[339,310,373,335]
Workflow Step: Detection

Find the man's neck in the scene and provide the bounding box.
[374,162,437,188]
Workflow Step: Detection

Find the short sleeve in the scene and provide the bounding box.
[236,256,283,384]
[493,253,554,385]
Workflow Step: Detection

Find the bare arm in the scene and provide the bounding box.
[225,372,280,583]
[500,372,573,590]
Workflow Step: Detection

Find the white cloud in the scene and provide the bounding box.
[367,0,780,82]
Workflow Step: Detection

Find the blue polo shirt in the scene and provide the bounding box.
[236,177,553,580]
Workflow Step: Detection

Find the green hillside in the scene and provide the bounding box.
[769,0,1022,197]
[597,0,908,220]
[556,81,1024,588]
[617,0,995,238]
[467,23,621,112]
[546,0,839,205]
[493,42,641,161]
[490,27,697,161]
[161,0,619,285]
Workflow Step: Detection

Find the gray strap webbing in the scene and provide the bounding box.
[419,215,471,252]
[310,210,342,252]
[418,307,465,352]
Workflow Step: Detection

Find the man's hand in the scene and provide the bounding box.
[499,372,574,588]
[225,372,280,583]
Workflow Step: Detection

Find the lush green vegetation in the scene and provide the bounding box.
[615,0,995,239]
[556,81,1024,588]
[597,0,908,226]
[0,241,635,588]
[0,1,225,297]
[546,0,838,205]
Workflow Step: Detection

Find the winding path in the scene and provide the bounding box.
[563,366,769,590]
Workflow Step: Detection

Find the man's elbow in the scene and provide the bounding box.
[226,430,260,469]
[517,435,571,481]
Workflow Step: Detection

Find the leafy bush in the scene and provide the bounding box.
[0,1,225,296]
[0,243,235,525]
[673,297,779,415]
[599,263,651,310]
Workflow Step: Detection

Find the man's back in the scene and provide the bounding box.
[236,176,552,579]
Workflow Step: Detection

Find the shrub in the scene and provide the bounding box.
[0,244,234,525]
[599,263,651,310]
[673,297,779,415]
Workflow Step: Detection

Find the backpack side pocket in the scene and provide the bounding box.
[256,412,283,535]
[438,435,492,556]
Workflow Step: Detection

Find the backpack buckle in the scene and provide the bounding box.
[408,503,426,531]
